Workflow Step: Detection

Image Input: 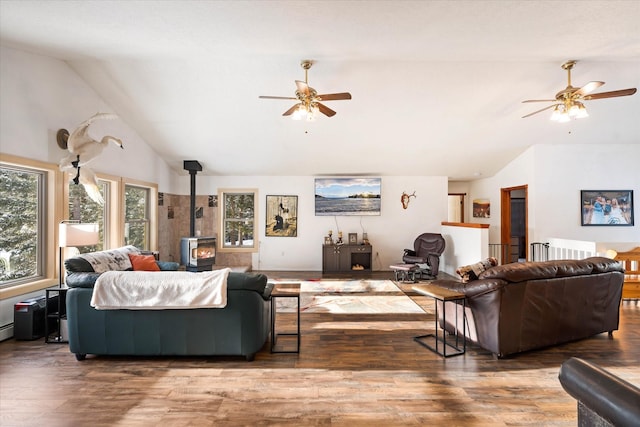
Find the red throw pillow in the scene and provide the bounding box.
[128,254,160,271]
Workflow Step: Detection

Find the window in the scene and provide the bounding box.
[0,154,59,294]
[125,184,151,250]
[0,165,44,287]
[219,189,258,251]
[68,179,108,252]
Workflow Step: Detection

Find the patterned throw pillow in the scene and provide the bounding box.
[77,246,139,273]
[456,257,498,283]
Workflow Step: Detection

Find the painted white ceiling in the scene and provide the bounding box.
[1,0,639,180]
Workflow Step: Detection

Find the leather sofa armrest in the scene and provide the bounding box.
[430,278,508,299]
[559,357,640,426]
[403,249,416,256]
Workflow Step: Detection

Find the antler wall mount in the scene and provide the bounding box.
[401,191,416,209]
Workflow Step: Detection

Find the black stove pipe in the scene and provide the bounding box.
[183,160,203,237]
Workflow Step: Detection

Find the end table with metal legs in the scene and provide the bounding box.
[412,284,466,357]
[270,283,301,354]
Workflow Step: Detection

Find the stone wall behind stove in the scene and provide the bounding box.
[157,193,250,268]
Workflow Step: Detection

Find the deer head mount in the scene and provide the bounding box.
[401,191,416,209]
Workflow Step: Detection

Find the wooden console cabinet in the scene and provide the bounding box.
[322,244,372,273]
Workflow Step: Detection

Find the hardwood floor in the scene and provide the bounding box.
[1,271,638,426]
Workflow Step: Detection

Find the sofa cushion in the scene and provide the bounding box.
[554,260,594,277]
[129,254,160,271]
[587,257,625,274]
[66,272,102,288]
[65,257,95,273]
[227,272,270,299]
[478,258,621,283]
[157,261,180,271]
[479,261,556,282]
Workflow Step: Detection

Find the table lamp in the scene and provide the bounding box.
[59,221,99,287]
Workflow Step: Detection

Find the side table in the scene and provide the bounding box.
[270,283,300,353]
[45,286,68,343]
[412,284,466,357]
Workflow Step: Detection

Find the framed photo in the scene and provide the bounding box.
[581,190,634,226]
[348,233,357,244]
[266,195,298,237]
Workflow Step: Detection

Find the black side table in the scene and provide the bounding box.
[45,286,68,343]
[270,283,300,353]
[412,284,466,357]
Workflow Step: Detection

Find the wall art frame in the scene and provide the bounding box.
[266,195,298,237]
[581,190,634,226]
[314,177,381,216]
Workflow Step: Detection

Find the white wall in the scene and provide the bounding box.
[531,144,639,244]
[464,144,640,254]
[441,224,489,276]
[466,147,535,243]
[0,46,177,191]
[195,175,448,271]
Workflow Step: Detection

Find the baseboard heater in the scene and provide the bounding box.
[0,323,14,342]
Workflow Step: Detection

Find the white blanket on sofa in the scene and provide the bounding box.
[91,268,231,310]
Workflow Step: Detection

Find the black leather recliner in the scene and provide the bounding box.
[402,233,445,278]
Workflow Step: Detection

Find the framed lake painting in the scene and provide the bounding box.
[314,177,381,216]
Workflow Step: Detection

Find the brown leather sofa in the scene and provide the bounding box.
[431,257,624,358]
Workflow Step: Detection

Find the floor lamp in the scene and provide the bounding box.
[59,221,99,287]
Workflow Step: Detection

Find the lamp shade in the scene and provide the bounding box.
[59,222,99,247]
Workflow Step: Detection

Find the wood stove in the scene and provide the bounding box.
[179,160,216,272]
[181,237,216,272]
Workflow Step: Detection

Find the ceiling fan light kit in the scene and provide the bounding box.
[550,101,588,122]
[522,60,636,122]
[259,60,352,120]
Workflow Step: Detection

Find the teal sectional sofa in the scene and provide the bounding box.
[65,246,272,361]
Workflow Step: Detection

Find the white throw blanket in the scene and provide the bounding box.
[91,268,230,310]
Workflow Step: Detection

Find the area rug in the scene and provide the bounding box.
[272,279,424,314]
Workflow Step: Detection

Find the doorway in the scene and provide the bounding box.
[448,193,466,222]
[500,185,528,262]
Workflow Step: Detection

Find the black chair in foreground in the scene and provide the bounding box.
[559,357,640,427]
[402,233,445,279]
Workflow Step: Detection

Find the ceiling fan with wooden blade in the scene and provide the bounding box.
[521,60,637,121]
[259,60,351,119]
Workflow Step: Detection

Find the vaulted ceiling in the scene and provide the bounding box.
[1,1,639,180]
